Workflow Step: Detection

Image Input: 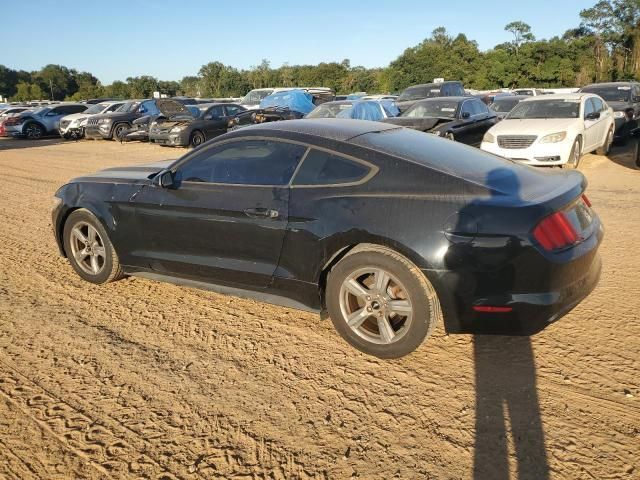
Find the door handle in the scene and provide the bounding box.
[244,207,279,219]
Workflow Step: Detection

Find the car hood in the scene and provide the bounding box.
[62,113,91,121]
[72,160,174,183]
[489,118,577,136]
[382,117,450,130]
[605,100,630,112]
[156,99,194,119]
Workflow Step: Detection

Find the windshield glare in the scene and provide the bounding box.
[507,99,580,119]
[85,103,107,114]
[402,100,459,118]
[398,85,441,102]
[581,86,631,102]
[306,102,353,118]
[491,99,521,112]
[241,90,274,105]
[116,102,140,113]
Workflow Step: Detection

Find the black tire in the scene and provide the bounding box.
[325,245,442,358]
[24,122,44,139]
[62,209,124,284]
[563,137,582,169]
[190,130,205,148]
[596,127,614,156]
[112,123,129,141]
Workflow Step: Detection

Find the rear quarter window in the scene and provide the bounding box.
[293,149,372,186]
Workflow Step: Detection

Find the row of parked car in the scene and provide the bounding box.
[2,79,637,167]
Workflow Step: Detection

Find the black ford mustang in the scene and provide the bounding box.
[52,119,603,358]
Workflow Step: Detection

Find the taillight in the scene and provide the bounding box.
[581,194,591,208]
[533,211,579,251]
[5,117,24,126]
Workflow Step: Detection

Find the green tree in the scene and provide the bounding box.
[505,21,536,54]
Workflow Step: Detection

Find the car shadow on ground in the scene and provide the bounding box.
[445,167,551,479]
[607,140,640,170]
[0,137,68,151]
[473,335,549,479]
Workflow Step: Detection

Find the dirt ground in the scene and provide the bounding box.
[0,136,637,480]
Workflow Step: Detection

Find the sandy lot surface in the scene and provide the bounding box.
[0,136,638,480]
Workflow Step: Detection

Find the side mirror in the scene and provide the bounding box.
[156,169,174,188]
[585,112,600,120]
[462,111,471,119]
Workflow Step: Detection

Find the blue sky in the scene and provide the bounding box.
[3,0,596,84]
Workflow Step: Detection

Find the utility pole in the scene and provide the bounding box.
[49,79,54,101]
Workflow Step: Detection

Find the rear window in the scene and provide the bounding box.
[350,127,519,184]
[293,149,370,186]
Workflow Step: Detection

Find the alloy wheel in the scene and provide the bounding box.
[68,222,107,275]
[339,267,413,345]
[26,123,42,139]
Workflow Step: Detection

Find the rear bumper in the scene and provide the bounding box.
[434,217,604,335]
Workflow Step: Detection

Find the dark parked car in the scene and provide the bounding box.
[121,103,202,143]
[52,119,603,358]
[382,97,497,146]
[85,99,159,140]
[396,81,465,113]
[489,95,529,120]
[230,90,317,128]
[150,101,246,147]
[579,81,640,141]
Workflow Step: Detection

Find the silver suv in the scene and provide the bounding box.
[4,103,88,139]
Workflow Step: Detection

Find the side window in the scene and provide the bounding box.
[584,98,596,118]
[591,97,604,112]
[225,105,241,116]
[461,101,474,118]
[67,105,87,114]
[139,101,160,115]
[107,104,121,112]
[292,149,371,186]
[471,100,488,116]
[177,140,306,185]
[454,83,465,96]
[206,106,225,118]
[633,85,640,101]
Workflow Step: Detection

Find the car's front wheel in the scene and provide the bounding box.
[62,209,124,284]
[326,245,441,358]
[24,122,44,139]
[190,130,205,148]
[112,123,128,141]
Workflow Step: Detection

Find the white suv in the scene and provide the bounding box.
[59,101,125,139]
[481,93,614,168]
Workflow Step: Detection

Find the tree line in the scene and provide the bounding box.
[1,0,638,101]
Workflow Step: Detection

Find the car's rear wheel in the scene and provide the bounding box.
[24,122,44,139]
[564,138,582,169]
[63,209,124,284]
[326,245,441,358]
[190,130,205,148]
[596,127,614,156]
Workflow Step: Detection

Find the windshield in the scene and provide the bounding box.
[116,102,140,113]
[402,100,459,118]
[306,102,354,118]
[85,103,108,114]
[398,85,440,102]
[490,98,521,112]
[580,86,631,102]
[241,89,274,106]
[507,99,580,119]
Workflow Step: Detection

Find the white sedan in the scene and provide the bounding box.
[481,93,614,168]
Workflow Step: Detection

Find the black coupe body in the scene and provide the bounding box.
[383,97,497,146]
[52,119,603,358]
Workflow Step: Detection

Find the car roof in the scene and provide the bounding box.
[228,118,399,142]
[493,95,530,101]
[521,93,588,101]
[404,82,460,88]
[582,81,637,88]
[413,96,469,103]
